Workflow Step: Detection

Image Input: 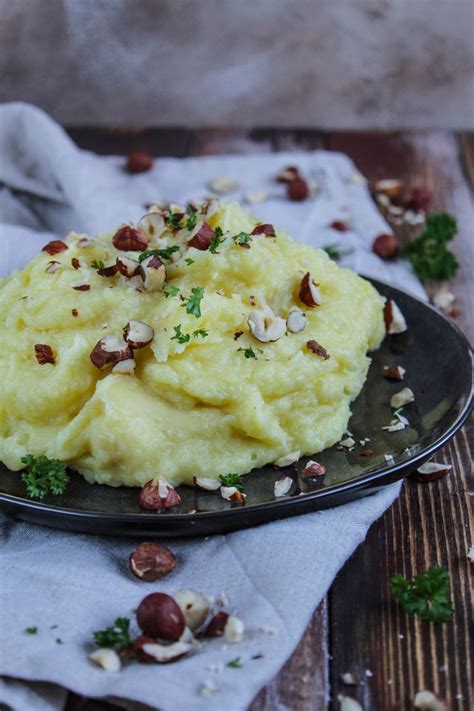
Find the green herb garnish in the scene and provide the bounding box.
[171,324,191,344]
[93,617,132,648]
[390,565,454,623]
[21,455,69,500]
[163,283,180,298]
[218,473,244,492]
[25,627,38,635]
[210,226,226,253]
[193,328,208,339]
[181,287,204,318]
[321,243,354,261]
[186,210,198,232]
[227,656,243,668]
[238,347,257,359]
[232,232,253,247]
[138,246,180,263]
[165,209,183,231]
[402,213,459,281]
[90,259,105,270]
[185,257,194,265]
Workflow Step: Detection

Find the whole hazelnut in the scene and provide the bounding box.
[372,233,400,259]
[129,543,176,582]
[126,151,154,174]
[286,177,309,201]
[404,187,431,212]
[136,592,185,641]
[174,589,209,631]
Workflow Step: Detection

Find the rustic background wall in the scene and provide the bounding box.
[1,0,473,128]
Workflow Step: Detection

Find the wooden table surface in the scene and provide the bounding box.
[65,128,473,711]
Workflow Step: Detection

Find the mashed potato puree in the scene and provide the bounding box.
[0,201,385,487]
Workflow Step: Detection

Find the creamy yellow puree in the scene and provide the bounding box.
[0,201,385,487]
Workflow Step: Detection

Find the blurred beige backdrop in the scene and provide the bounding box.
[1,0,473,128]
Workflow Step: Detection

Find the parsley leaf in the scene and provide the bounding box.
[390,565,454,623]
[181,287,204,318]
[210,226,226,253]
[185,257,194,265]
[163,283,180,298]
[25,626,38,635]
[171,324,191,344]
[232,232,253,247]
[21,455,69,500]
[322,243,354,261]
[90,259,105,270]
[165,209,183,231]
[193,328,208,338]
[238,347,257,359]
[138,246,180,263]
[186,210,198,231]
[402,213,459,281]
[93,617,132,648]
[227,656,243,668]
[219,473,244,492]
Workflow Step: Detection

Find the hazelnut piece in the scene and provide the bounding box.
[301,460,326,478]
[299,272,321,307]
[274,476,293,497]
[383,299,407,334]
[112,225,148,251]
[224,615,245,643]
[274,451,300,468]
[138,211,166,240]
[329,220,349,232]
[116,255,140,278]
[136,592,185,641]
[404,188,431,212]
[34,344,55,365]
[209,176,239,193]
[45,261,61,274]
[204,611,229,638]
[125,151,154,174]
[123,320,154,349]
[276,166,300,183]
[286,309,307,333]
[174,589,209,631]
[139,477,181,510]
[89,648,121,672]
[413,690,447,710]
[286,176,309,201]
[71,257,81,270]
[383,365,406,381]
[193,476,221,491]
[42,240,68,255]
[248,306,286,343]
[306,340,330,359]
[372,233,400,259]
[129,542,176,581]
[374,178,403,199]
[112,358,136,375]
[89,336,133,370]
[188,222,214,250]
[412,462,452,482]
[390,387,414,409]
[251,223,276,238]
[338,696,363,711]
[97,263,119,278]
[137,255,166,292]
[135,637,192,664]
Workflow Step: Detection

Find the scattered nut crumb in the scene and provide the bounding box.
[274,451,300,468]
[209,177,239,194]
[414,690,447,710]
[340,437,355,448]
[433,290,455,311]
[341,672,357,685]
[89,648,121,672]
[337,695,363,711]
[274,476,293,497]
[390,387,414,409]
[244,190,268,204]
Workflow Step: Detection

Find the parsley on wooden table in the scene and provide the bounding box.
[390,565,454,623]
[21,454,69,499]
[182,287,205,318]
[402,213,459,281]
[138,246,180,263]
[93,617,132,648]
[218,473,244,492]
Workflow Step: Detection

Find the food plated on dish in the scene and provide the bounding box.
[0,199,471,534]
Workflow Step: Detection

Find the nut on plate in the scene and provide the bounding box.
[383,365,406,381]
[299,272,321,307]
[136,592,185,641]
[174,589,209,630]
[274,451,300,468]
[129,542,176,582]
[301,460,326,478]
[139,477,181,510]
[390,387,414,409]
[383,299,407,334]
[274,476,292,497]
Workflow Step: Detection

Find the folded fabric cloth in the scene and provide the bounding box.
[0,103,423,711]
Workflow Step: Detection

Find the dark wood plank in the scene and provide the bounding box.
[188,128,276,155]
[66,127,192,157]
[328,131,473,711]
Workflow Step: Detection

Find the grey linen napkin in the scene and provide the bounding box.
[0,103,424,711]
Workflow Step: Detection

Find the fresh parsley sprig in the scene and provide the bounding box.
[186,210,198,232]
[165,209,183,231]
[138,246,180,263]
[390,565,454,623]
[232,232,253,247]
[210,226,226,253]
[181,287,205,318]
[21,455,69,500]
[193,328,208,338]
[402,213,459,281]
[238,347,257,359]
[163,283,180,298]
[90,259,105,270]
[218,473,244,492]
[171,324,190,344]
[93,617,132,648]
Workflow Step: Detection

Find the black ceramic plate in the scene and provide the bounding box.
[0,279,471,537]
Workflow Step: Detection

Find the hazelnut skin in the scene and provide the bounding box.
[129,542,176,582]
[136,592,185,641]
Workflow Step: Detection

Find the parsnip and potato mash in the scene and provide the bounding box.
[0,200,385,487]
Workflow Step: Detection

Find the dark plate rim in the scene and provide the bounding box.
[1,277,472,524]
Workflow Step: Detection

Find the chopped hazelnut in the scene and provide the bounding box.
[274,451,300,468]
[45,261,61,274]
[188,222,214,250]
[34,344,55,365]
[194,476,221,491]
[412,462,452,482]
[413,690,447,710]
[139,477,181,510]
[274,476,293,497]
[209,177,239,194]
[383,299,407,334]
[287,176,309,201]
[276,166,300,183]
[248,306,286,343]
[89,648,121,672]
[116,255,140,278]
[301,460,326,477]
[374,178,403,199]
[383,365,406,381]
[390,387,414,409]
[129,542,176,581]
[174,589,209,631]
[123,320,154,349]
[112,358,136,375]
[286,309,307,333]
[306,340,330,359]
[330,220,349,232]
[42,240,68,255]
[299,272,321,307]
[138,211,166,241]
[251,223,276,238]
[138,255,166,292]
[112,225,148,251]
[89,336,133,370]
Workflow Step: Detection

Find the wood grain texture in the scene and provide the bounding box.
[62,127,473,711]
